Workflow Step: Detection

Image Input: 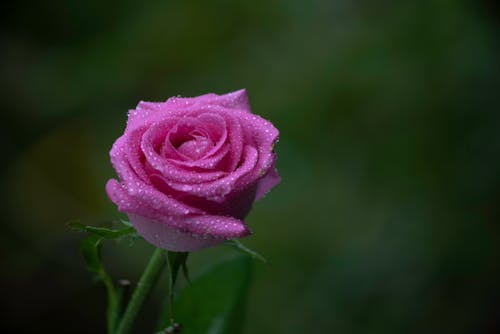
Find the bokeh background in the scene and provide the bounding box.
[1,0,500,333]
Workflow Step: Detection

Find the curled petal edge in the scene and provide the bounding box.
[255,167,281,201]
[128,214,252,252]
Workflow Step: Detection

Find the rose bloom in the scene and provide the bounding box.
[106,89,279,251]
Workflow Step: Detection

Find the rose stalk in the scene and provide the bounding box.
[83,89,279,333]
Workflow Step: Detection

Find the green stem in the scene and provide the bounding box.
[102,272,118,334]
[115,248,166,334]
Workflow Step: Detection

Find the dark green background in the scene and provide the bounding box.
[1,0,499,333]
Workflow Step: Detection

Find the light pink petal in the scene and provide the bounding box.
[106,179,136,211]
[164,89,250,112]
[165,145,258,202]
[173,183,257,220]
[162,113,227,162]
[225,112,245,171]
[169,144,230,170]
[230,110,279,187]
[196,113,227,144]
[207,89,250,110]
[125,102,167,131]
[141,122,227,183]
[105,178,201,218]
[182,215,251,237]
[255,166,281,200]
[157,106,246,172]
[128,213,251,252]
[122,127,153,183]
[164,116,212,160]
[109,136,146,183]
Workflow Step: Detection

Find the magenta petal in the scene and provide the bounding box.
[105,178,201,218]
[165,145,258,201]
[225,113,245,171]
[255,167,281,200]
[129,214,222,251]
[209,89,250,110]
[126,102,165,131]
[232,110,279,170]
[164,89,250,112]
[182,215,251,237]
[129,214,251,252]
[169,144,230,170]
[106,179,132,211]
[141,123,227,183]
[110,134,159,188]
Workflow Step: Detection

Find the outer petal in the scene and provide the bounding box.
[105,179,199,217]
[209,89,250,110]
[126,102,166,131]
[175,183,258,220]
[255,166,281,200]
[128,214,251,252]
[164,89,250,111]
[109,136,141,184]
[125,89,251,135]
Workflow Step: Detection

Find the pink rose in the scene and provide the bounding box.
[106,89,280,251]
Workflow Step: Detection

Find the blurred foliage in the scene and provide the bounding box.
[1,0,500,333]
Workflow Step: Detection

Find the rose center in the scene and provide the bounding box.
[175,133,212,160]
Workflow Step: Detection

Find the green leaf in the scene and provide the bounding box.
[159,256,253,334]
[79,234,120,333]
[81,234,105,273]
[224,239,267,263]
[68,220,136,240]
[120,219,133,227]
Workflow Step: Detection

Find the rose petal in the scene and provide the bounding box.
[141,122,227,183]
[224,113,245,171]
[122,127,156,183]
[164,89,250,111]
[126,102,166,131]
[231,110,279,187]
[161,113,227,164]
[105,179,201,218]
[165,145,259,202]
[194,113,227,144]
[125,90,251,133]
[173,182,257,219]
[110,136,148,184]
[255,166,281,200]
[128,213,251,252]
[182,215,251,237]
[169,144,230,170]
